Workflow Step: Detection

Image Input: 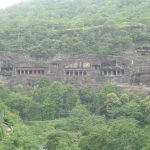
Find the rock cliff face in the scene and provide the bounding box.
[0,48,150,89]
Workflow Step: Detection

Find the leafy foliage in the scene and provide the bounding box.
[0,0,150,149]
[0,0,149,55]
[0,80,150,149]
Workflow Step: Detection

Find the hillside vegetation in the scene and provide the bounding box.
[0,1,150,149]
[0,79,150,149]
[0,0,150,55]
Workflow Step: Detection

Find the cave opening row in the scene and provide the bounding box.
[65,70,87,76]
[16,69,45,75]
[102,69,125,76]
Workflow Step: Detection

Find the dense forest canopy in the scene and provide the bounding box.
[0,80,150,149]
[0,0,150,55]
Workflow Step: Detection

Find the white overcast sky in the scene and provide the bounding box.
[0,0,26,9]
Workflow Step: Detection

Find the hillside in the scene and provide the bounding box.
[0,0,150,55]
[0,1,150,150]
[0,81,150,150]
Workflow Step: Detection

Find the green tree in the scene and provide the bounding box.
[97,84,120,115]
[42,98,57,120]
[2,124,38,150]
[140,96,150,123]
[44,130,74,150]
[0,125,4,141]
[63,84,79,115]
[79,85,97,113]
[5,93,32,120]
[37,77,50,88]
[104,92,122,118]
[48,81,65,117]
[106,118,147,150]
[79,125,108,150]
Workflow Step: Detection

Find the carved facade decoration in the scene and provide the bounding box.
[0,51,150,89]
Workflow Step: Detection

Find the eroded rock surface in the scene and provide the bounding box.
[0,50,150,89]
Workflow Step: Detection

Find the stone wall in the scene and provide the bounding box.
[0,51,150,89]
